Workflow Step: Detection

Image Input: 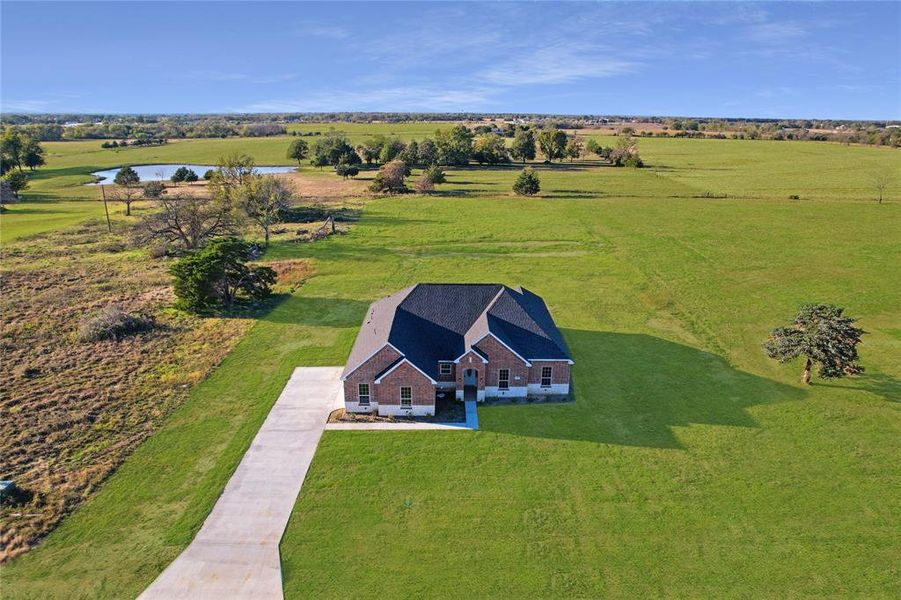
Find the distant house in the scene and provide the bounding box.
[341,284,573,416]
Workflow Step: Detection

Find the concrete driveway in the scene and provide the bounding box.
[140,367,343,600]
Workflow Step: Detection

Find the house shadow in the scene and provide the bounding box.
[257,295,372,327]
[477,330,806,449]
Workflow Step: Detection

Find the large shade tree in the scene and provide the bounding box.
[235,175,294,246]
[763,304,865,384]
[510,128,536,163]
[170,238,276,312]
[286,138,309,166]
[537,128,567,162]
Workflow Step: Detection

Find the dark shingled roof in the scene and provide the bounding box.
[342,284,572,380]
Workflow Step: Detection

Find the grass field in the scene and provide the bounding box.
[3,128,900,597]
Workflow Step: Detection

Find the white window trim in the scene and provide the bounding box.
[498,368,510,390]
[540,366,553,387]
[400,386,412,408]
[439,363,453,375]
[358,383,371,405]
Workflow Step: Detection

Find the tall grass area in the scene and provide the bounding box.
[3,133,899,597]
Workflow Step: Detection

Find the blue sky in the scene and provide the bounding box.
[2,1,898,119]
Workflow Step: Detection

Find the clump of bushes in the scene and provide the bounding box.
[335,163,359,179]
[171,167,199,184]
[369,160,408,193]
[414,172,435,194]
[77,306,155,342]
[513,167,541,196]
[143,181,167,199]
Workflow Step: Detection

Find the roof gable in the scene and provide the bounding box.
[343,284,571,379]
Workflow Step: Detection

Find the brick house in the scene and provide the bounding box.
[341,284,573,417]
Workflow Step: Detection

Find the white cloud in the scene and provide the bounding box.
[186,70,297,84]
[1,98,56,112]
[235,86,497,113]
[478,44,637,86]
[297,23,349,40]
[746,21,806,44]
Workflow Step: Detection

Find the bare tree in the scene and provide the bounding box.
[872,171,891,204]
[235,175,294,246]
[108,184,142,216]
[132,194,238,250]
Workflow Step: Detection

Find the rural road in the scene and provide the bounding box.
[139,366,344,600]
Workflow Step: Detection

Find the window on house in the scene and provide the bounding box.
[400,386,412,408]
[439,363,452,376]
[498,368,510,390]
[358,383,370,405]
[541,366,553,387]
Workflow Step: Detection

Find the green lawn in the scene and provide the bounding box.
[4,133,900,598]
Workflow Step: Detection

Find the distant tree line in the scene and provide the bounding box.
[4,113,897,146]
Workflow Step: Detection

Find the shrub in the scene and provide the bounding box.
[512,168,540,196]
[77,306,155,342]
[4,170,29,196]
[414,172,435,194]
[335,164,359,179]
[423,165,446,184]
[148,243,169,259]
[789,194,800,200]
[203,169,215,180]
[143,181,166,199]
[113,166,139,186]
[369,160,408,193]
[171,166,190,184]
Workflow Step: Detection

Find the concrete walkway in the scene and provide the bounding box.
[324,400,479,431]
[140,367,343,600]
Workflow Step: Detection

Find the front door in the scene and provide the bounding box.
[463,368,477,386]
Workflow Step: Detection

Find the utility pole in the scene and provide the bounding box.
[100,185,112,233]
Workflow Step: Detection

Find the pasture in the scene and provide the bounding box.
[2,127,899,598]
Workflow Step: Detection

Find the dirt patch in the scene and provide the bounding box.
[0,222,257,562]
[266,259,315,294]
[277,170,369,202]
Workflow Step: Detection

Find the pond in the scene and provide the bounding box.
[88,164,296,184]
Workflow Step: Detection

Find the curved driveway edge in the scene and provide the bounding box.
[139,367,343,600]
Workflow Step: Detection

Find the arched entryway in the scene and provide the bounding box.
[463,368,478,400]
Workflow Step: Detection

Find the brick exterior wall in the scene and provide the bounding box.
[343,345,402,404]
[455,350,486,390]
[377,362,435,406]
[436,361,456,385]
[527,361,571,385]
[473,336,530,390]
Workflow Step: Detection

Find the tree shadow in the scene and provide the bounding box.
[478,330,806,449]
[542,190,606,199]
[812,372,900,403]
[282,205,362,223]
[430,189,497,197]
